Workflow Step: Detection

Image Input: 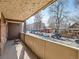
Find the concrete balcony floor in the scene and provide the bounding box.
[0,40,38,59]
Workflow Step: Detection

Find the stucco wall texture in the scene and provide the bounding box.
[0,0,55,21]
[0,13,8,55]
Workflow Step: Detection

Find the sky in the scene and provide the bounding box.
[26,0,79,26]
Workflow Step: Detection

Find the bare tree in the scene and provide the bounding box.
[48,0,67,34]
[48,16,56,29]
[74,0,79,8]
[34,12,42,30]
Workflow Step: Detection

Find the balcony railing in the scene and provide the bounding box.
[20,33,79,59]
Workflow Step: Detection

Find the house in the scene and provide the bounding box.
[61,22,79,38]
[40,28,54,33]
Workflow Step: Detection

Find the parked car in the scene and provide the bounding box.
[75,40,79,44]
[43,33,49,37]
[29,30,34,34]
[51,33,61,39]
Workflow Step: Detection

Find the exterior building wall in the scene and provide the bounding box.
[0,13,8,55]
[26,22,45,31]
[61,28,79,38]
[61,22,79,38]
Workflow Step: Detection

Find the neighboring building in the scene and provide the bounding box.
[26,22,45,31]
[40,28,54,33]
[61,22,79,38]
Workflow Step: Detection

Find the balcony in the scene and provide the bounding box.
[1,0,79,59]
[1,32,79,59]
[0,0,56,58]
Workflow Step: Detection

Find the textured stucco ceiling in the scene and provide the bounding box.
[0,0,55,21]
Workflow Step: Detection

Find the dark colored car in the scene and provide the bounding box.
[30,30,38,34]
[75,40,79,44]
[51,33,61,39]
